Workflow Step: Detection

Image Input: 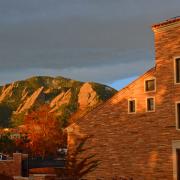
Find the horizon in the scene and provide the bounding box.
[0,1,180,89]
[0,73,138,91]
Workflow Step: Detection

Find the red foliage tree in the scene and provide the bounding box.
[23,105,64,158]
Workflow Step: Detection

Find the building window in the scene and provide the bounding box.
[145,79,155,92]
[128,99,136,113]
[172,141,180,180]
[176,103,180,129]
[146,97,155,112]
[175,58,180,83]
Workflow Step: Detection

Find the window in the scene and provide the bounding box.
[175,58,180,83]
[172,141,180,180]
[145,79,155,92]
[146,97,155,112]
[176,103,180,129]
[128,99,136,113]
[177,149,180,179]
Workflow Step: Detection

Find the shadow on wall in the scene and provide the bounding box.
[69,62,175,178]
[0,174,13,180]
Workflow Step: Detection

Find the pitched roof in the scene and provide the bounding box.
[72,67,156,126]
[152,16,180,29]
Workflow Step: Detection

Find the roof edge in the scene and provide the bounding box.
[152,17,180,31]
[72,67,156,126]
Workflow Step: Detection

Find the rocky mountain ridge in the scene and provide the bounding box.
[0,76,117,127]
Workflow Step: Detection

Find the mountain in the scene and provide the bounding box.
[0,76,117,127]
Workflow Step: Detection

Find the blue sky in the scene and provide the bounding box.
[0,0,180,90]
[110,76,138,90]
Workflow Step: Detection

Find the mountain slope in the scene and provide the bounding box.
[0,76,117,127]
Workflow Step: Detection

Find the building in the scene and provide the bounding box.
[67,17,180,180]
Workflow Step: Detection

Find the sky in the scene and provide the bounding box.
[0,0,180,90]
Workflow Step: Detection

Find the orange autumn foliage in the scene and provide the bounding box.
[23,105,64,158]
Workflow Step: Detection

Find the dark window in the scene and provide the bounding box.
[176,58,180,83]
[177,149,180,180]
[145,79,155,91]
[129,100,136,113]
[177,103,180,129]
[147,98,155,111]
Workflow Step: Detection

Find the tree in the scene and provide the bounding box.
[0,132,16,154]
[0,103,13,127]
[0,129,29,155]
[56,136,99,180]
[23,105,64,158]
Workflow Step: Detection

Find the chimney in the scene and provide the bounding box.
[151,17,180,90]
[152,17,180,64]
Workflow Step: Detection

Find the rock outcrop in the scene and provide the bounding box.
[0,76,117,127]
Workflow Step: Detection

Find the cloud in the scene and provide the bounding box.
[0,47,153,83]
[0,0,180,84]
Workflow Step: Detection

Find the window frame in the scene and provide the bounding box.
[174,57,180,84]
[144,78,156,93]
[146,97,155,112]
[128,99,137,114]
[175,101,180,130]
[172,140,180,180]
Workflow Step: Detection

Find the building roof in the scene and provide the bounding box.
[71,67,156,126]
[152,16,180,30]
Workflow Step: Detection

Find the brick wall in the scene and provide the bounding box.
[31,174,56,180]
[67,20,180,179]
[0,153,23,177]
[14,177,30,180]
[14,174,57,180]
[0,153,58,180]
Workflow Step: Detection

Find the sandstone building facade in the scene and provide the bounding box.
[68,17,180,180]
